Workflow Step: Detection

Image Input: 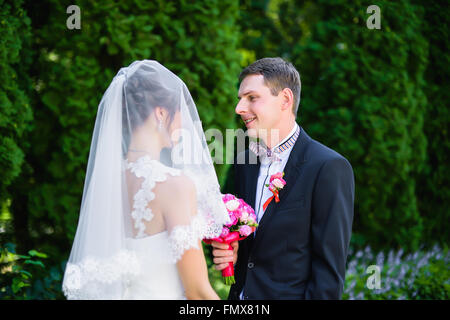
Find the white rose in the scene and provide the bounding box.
[225,199,240,211]
[272,178,284,189]
[240,211,249,222]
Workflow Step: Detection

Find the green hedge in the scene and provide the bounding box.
[415,0,450,247]
[237,0,448,252]
[6,0,241,265]
[0,0,33,203]
[0,243,64,299]
[343,245,449,300]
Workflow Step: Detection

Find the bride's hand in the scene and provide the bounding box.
[212,241,238,270]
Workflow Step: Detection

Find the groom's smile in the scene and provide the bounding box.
[243,116,256,127]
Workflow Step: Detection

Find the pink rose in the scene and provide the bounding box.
[270,172,284,182]
[239,210,249,222]
[220,227,230,238]
[226,213,238,227]
[247,214,256,224]
[233,209,242,219]
[272,178,285,189]
[238,225,252,237]
[269,183,276,193]
[222,194,236,202]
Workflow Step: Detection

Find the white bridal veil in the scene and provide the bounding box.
[62,60,229,299]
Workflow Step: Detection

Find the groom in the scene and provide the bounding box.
[212,57,354,299]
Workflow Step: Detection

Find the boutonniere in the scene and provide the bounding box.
[263,172,286,211]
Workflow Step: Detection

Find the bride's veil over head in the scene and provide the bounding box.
[62,60,229,299]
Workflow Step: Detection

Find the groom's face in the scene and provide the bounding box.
[236,74,283,138]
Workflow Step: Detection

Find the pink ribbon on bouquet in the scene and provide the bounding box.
[203,229,255,285]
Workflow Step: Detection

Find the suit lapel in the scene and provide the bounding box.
[252,126,311,248]
[244,151,260,210]
[241,152,260,252]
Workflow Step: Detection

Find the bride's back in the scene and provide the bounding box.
[124,154,198,239]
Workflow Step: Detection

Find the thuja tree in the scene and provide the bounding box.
[237,0,430,251]
[415,0,449,248]
[0,0,33,206]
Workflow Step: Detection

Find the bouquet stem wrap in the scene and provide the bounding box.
[204,231,250,285]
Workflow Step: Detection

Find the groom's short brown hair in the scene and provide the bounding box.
[239,57,301,116]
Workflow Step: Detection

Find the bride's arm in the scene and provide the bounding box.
[160,175,219,300]
[177,240,219,300]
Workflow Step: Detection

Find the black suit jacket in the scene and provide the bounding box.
[228,126,354,300]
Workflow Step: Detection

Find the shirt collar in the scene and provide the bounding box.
[271,122,299,152]
[253,122,300,164]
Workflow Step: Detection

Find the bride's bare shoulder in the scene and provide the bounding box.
[154,173,196,202]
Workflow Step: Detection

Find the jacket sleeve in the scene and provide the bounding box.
[305,156,355,299]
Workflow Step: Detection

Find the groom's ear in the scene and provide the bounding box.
[280,88,294,112]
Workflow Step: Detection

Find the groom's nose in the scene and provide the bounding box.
[235,99,247,115]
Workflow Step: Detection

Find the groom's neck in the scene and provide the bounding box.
[262,119,296,149]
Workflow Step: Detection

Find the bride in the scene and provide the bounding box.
[62,60,230,299]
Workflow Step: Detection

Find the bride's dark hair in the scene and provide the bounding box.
[122,63,182,155]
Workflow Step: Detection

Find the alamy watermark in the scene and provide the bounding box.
[66,5,81,30]
[366,265,381,289]
[366,5,381,30]
[165,121,281,166]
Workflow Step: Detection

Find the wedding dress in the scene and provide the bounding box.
[122,155,203,300]
[62,60,229,299]
[123,156,183,300]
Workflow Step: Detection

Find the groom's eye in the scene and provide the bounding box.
[249,96,256,102]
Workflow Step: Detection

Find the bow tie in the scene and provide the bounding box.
[248,125,300,163]
[249,141,282,162]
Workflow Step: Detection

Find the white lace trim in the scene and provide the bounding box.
[184,168,231,233]
[62,250,141,300]
[125,155,181,238]
[167,214,221,263]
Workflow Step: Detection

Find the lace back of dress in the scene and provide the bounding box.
[125,155,181,239]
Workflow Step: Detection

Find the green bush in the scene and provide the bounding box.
[0,243,63,299]
[343,245,449,300]
[0,0,33,203]
[415,0,450,247]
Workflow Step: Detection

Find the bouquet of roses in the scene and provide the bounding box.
[203,194,258,285]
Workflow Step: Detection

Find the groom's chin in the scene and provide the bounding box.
[246,128,259,138]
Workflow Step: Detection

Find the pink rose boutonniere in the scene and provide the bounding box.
[263,172,286,211]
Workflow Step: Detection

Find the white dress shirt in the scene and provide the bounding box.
[240,122,299,300]
[254,122,299,224]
